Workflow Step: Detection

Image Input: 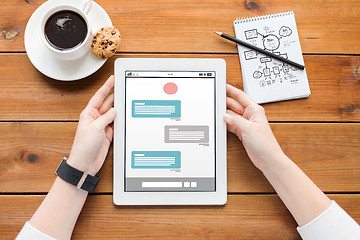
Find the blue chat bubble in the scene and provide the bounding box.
[131,151,181,169]
[132,100,181,118]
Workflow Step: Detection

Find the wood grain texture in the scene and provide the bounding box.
[1,122,359,193]
[1,1,359,239]
[1,194,359,240]
[0,54,359,122]
[0,0,359,54]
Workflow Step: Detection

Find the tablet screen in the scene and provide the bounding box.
[124,71,216,192]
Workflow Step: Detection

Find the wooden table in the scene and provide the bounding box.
[1,0,359,239]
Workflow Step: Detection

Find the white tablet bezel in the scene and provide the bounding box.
[113,58,227,205]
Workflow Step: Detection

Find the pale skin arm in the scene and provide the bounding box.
[29,76,117,240]
[224,84,331,227]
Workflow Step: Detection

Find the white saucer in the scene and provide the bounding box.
[24,0,112,81]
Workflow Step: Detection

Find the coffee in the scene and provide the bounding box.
[45,10,87,51]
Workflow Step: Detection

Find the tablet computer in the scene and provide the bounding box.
[113,58,227,205]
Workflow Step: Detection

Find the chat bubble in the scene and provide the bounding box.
[279,26,292,37]
[132,100,181,118]
[131,151,181,169]
[165,126,209,144]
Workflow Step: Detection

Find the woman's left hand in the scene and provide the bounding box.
[67,75,117,175]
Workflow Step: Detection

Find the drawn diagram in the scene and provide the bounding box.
[243,26,299,87]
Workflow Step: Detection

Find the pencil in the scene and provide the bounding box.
[214,31,305,70]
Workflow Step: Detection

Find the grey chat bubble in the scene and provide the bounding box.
[165,126,209,144]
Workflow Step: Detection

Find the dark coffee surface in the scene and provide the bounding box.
[45,10,87,50]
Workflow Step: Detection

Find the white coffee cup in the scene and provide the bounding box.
[40,0,93,61]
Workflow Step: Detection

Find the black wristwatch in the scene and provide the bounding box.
[55,157,100,192]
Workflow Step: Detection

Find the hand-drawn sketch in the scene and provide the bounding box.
[263,34,280,51]
[245,29,258,39]
[279,26,292,37]
[244,50,258,60]
[253,70,262,79]
[241,25,301,88]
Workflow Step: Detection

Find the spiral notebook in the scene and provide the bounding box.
[233,11,310,104]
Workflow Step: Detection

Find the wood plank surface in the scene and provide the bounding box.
[0,0,359,54]
[1,122,359,193]
[1,0,359,239]
[0,54,359,122]
[1,194,359,239]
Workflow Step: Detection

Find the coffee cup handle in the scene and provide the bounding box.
[80,0,92,14]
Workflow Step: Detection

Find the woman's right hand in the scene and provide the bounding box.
[223,84,284,171]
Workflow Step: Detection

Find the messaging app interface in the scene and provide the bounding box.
[125,71,215,192]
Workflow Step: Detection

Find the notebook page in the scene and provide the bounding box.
[234,12,310,104]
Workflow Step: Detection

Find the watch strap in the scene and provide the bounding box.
[80,174,100,192]
[55,157,100,192]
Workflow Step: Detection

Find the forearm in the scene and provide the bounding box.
[19,76,115,240]
[261,153,332,227]
[29,177,88,240]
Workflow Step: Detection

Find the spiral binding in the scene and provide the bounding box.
[234,11,294,24]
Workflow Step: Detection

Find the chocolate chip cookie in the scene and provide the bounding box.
[91,26,121,59]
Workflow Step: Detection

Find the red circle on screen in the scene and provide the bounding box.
[163,82,178,95]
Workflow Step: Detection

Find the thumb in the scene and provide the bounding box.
[95,108,117,129]
[223,112,248,132]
